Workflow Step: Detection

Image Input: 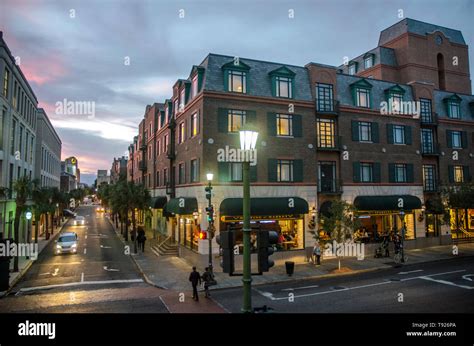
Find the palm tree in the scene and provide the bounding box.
[12,176,34,272]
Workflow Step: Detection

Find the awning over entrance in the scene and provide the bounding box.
[319,201,333,217]
[220,197,309,216]
[164,197,198,215]
[149,196,168,209]
[354,195,422,211]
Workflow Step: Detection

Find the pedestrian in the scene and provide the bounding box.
[201,267,214,298]
[189,266,201,301]
[313,242,321,265]
[137,226,146,253]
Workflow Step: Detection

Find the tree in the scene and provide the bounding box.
[442,182,474,231]
[31,181,49,243]
[110,179,132,241]
[128,182,151,253]
[319,200,361,270]
[12,176,34,272]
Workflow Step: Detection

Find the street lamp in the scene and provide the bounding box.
[239,126,258,313]
[398,210,406,263]
[205,173,214,274]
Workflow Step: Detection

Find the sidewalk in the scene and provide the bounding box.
[107,217,474,292]
[1,219,68,296]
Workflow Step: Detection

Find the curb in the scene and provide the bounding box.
[105,216,167,290]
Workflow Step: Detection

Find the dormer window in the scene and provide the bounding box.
[384,85,406,114]
[348,62,357,75]
[228,70,246,93]
[179,89,185,111]
[444,94,462,119]
[269,66,295,99]
[275,76,292,98]
[364,54,374,69]
[350,79,372,109]
[191,75,198,98]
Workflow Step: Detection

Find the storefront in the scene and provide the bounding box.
[148,196,168,240]
[353,195,422,241]
[219,197,308,252]
[165,197,200,251]
[424,198,444,237]
[450,208,474,234]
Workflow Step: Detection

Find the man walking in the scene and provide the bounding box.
[189,266,201,301]
[201,267,214,298]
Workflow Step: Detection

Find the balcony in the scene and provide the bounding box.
[421,143,440,156]
[317,179,343,194]
[317,135,342,151]
[139,161,147,171]
[316,99,339,115]
[420,112,438,126]
[423,180,440,193]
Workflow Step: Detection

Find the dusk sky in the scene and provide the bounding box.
[1,0,472,185]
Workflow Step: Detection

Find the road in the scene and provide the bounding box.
[211,256,474,313]
[0,205,168,313]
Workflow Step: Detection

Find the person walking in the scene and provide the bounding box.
[137,226,146,253]
[313,242,321,265]
[189,266,201,301]
[201,267,214,298]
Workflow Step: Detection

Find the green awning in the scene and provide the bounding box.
[220,197,309,216]
[165,197,198,215]
[354,195,421,211]
[149,196,168,209]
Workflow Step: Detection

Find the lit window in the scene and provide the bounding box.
[453,165,464,183]
[228,110,246,132]
[228,70,246,93]
[276,114,292,136]
[356,88,370,108]
[277,160,293,182]
[178,122,185,144]
[275,76,292,98]
[317,119,335,147]
[191,112,198,137]
[191,75,198,98]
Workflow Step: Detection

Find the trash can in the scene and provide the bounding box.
[285,261,295,276]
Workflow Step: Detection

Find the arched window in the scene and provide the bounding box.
[437,53,446,90]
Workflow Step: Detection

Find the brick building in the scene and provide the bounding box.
[125,18,474,266]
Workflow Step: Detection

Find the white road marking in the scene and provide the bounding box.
[16,279,144,294]
[462,274,474,282]
[419,276,474,290]
[51,268,59,277]
[83,248,87,254]
[103,266,119,272]
[100,245,112,249]
[281,284,319,291]
[398,269,423,275]
[81,272,84,282]
[151,247,160,257]
[38,272,50,276]
[85,235,88,239]
[400,269,466,282]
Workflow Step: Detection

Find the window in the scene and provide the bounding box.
[163,168,168,185]
[451,131,462,149]
[316,83,334,112]
[276,114,293,136]
[179,89,185,111]
[3,68,9,98]
[423,165,436,191]
[277,160,293,182]
[393,125,405,144]
[394,164,407,182]
[156,140,160,156]
[356,88,370,108]
[191,112,198,137]
[420,98,432,123]
[275,76,292,98]
[173,99,178,115]
[358,122,372,142]
[163,135,169,153]
[447,101,461,119]
[19,126,23,155]
[156,171,160,186]
[228,110,246,132]
[453,165,464,183]
[360,163,373,182]
[13,81,17,109]
[421,129,434,153]
[0,108,4,150]
[364,56,373,69]
[318,161,336,192]
[25,132,28,161]
[190,159,199,182]
[178,122,185,144]
[317,119,335,147]
[178,163,185,184]
[230,162,243,181]
[191,75,198,98]
[349,64,356,75]
[389,93,403,110]
[228,70,246,93]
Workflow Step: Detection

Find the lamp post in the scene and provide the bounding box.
[239,127,258,313]
[398,210,405,263]
[206,173,214,274]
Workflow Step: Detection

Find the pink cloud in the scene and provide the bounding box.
[20,54,68,85]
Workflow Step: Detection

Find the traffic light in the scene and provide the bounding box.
[205,205,214,223]
[257,230,279,272]
[199,230,207,240]
[216,230,234,274]
[205,186,212,200]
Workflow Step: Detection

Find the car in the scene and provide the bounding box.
[73,216,85,226]
[55,232,78,255]
[96,207,105,212]
[63,209,77,218]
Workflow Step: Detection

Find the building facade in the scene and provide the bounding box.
[60,156,79,192]
[97,169,110,186]
[110,156,127,184]
[125,18,474,266]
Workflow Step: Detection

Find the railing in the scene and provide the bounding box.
[420,112,438,125]
[317,179,343,194]
[317,135,342,151]
[315,99,339,114]
[421,142,440,156]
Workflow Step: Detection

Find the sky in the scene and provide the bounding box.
[1,0,472,185]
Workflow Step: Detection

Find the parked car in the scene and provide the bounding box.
[63,209,77,218]
[96,207,105,212]
[55,232,78,255]
[73,216,85,226]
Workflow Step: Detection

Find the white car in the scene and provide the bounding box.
[73,216,85,226]
[55,232,78,255]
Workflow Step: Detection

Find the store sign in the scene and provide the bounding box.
[221,214,303,222]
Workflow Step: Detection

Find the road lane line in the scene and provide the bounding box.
[38,273,50,276]
[51,268,59,276]
[400,269,466,281]
[419,276,474,290]
[16,279,145,294]
[281,284,319,291]
[398,269,423,275]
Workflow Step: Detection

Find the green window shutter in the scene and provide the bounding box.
[373,162,381,183]
[386,124,394,144]
[448,165,454,183]
[406,164,414,183]
[371,122,379,143]
[218,108,228,133]
[292,114,302,137]
[291,79,295,99]
[405,126,412,145]
[353,162,360,182]
[446,130,452,148]
[388,163,395,183]
[250,164,258,182]
[246,110,256,126]
[293,160,303,182]
[223,70,229,92]
[218,162,229,182]
[267,113,277,136]
[268,159,277,182]
[271,76,276,97]
[461,131,468,148]
[197,71,204,92]
[351,121,359,141]
[463,166,470,182]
